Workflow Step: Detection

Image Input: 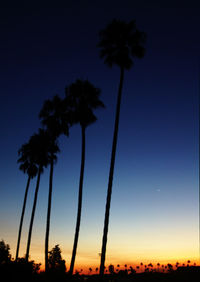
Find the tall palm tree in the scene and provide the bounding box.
[39,95,68,272]
[65,79,104,275]
[15,142,38,261]
[98,19,146,276]
[43,138,59,273]
[25,129,51,261]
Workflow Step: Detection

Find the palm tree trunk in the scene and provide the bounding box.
[15,175,31,261]
[100,67,124,276]
[25,167,42,261]
[69,125,85,275]
[45,155,54,272]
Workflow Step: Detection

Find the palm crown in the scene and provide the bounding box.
[28,129,59,169]
[65,79,105,128]
[98,19,146,70]
[39,95,69,138]
[18,143,38,178]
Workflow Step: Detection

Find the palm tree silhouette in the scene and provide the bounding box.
[167,263,173,272]
[175,262,179,268]
[25,129,51,261]
[98,19,146,276]
[65,79,104,275]
[148,263,153,272]
[15,142,38,261]
[39,95,69,272]
[39,95,70,137]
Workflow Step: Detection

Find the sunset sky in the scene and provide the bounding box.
[0,0,199,272]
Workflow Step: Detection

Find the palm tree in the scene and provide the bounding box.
[148,263,153,269]
[25,129,51,261]
[39,95,70,137]
[65,79,104,275]
[167,263,173,272]
[98,19,146,276]
[15,143,38,261]
[39,95,69,272]
[175,262,179,268]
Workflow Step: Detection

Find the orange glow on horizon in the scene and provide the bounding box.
[10,238,199,274]
[7,222,199,275]
[37,256,200,274]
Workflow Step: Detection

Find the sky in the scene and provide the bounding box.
[0,0,199,272]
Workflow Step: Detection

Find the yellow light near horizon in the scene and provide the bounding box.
[34,244,199,273]
[9,234,199,272]
[7,213,199,273]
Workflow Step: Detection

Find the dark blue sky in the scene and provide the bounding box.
[0,0,199,268]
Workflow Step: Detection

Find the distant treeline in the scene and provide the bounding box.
[1,239,200,282]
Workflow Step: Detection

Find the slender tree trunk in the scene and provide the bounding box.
[100,67,124,276]
[15,175,31,261]
[45,155,54,272]
[25,168,42,261]
[69,126,86,275]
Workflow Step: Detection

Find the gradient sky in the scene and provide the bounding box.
[0,0,199,272]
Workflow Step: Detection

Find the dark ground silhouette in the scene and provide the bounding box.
[1,263,200,282]
[1,240,200,281]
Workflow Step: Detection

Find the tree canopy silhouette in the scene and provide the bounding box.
[39,94,70,138]
[48,245,66,273]
[0,240,11,264]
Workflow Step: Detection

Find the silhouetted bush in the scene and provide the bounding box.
[0,240,11,264]
[48,244,66,273]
